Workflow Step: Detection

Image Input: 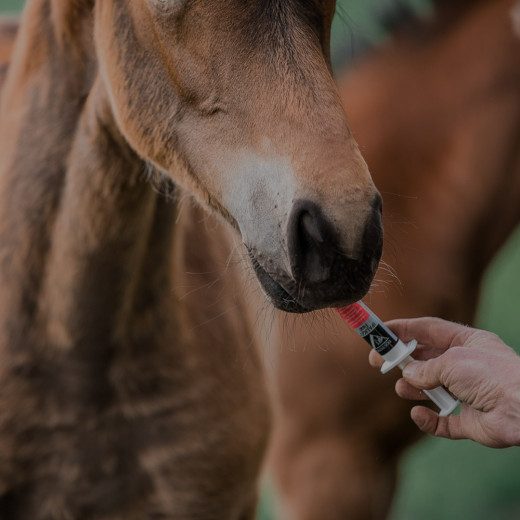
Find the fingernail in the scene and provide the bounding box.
[403,361,420,379]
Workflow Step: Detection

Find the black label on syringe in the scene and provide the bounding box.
[363,323,399,355]
[337,303,399,355]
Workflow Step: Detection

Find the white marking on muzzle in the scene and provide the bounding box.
[221,145,297,276]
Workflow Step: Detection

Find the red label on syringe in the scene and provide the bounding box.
[337,302,398,355]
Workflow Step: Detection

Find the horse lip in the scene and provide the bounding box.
[246,249,310,313]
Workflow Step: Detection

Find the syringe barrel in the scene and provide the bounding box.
[336,302,399,355]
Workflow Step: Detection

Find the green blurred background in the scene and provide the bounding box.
[0,0,20,13]
[2,1,520,519]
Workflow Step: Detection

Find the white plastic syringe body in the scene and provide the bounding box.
[336,302,459,416]
[397,355,460,416]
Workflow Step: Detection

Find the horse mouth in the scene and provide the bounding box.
[247,250,310,313]
[247,249,376,314]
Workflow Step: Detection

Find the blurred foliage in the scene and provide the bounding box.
[331,0,432,71]
[2,1,520,519]
[477,225,520,351]
[0,0,24,13]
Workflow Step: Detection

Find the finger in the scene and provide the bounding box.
[402,359,445,390]
[410,406,465,440]
[368,349,384,368]
[410,344,446,361]
[369,342,444,367]
[367,343,438,367]
[395,378,429,401]
[385,318,474,351]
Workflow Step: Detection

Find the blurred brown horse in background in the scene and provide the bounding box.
[272,0,520,518]
[0,1,383,518]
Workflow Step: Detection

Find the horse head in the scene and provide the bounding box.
[94,0,383,312]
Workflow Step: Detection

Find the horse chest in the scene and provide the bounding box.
[0,342,268,519]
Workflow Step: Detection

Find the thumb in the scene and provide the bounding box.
[402,359,443,390]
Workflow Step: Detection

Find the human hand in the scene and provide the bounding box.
[368,317,520,448]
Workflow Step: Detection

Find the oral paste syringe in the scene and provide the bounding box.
[336,302,459,416]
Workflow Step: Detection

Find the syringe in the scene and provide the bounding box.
[336,301,459,416]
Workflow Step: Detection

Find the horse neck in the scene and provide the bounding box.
[0,1,178,358]
[43,81,178,348]
[342,0,520,304]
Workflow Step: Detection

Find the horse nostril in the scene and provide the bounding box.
[362,193,384,263]
[373,192,383,215]
[288,200,337,284]
[284,197,383,309]
[301,212,325,244]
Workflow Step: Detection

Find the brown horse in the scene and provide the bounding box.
[272,0,520,518]
[0,0,383,518]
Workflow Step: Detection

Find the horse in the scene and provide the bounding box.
[0,0,384,518]
[271,0,520,518]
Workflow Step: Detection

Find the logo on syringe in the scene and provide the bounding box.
[369,334,393,354]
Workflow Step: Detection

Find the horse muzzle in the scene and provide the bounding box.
[248,195,383,313]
